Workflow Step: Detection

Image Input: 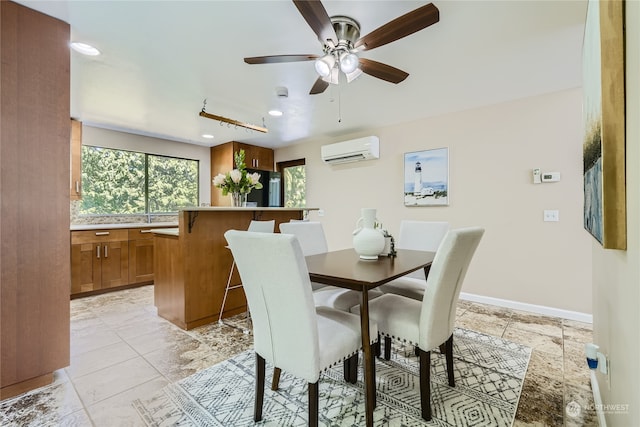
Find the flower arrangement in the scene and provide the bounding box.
[212,149,263,196]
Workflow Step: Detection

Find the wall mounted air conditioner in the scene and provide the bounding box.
[320,136,380,165]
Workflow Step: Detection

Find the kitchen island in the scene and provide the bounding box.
[152,207,315,330]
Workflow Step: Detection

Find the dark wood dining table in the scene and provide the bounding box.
[306,248,435,427]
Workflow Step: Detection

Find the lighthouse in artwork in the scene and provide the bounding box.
[413,161,422,196]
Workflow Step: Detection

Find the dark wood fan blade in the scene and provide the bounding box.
[359,58,409,84]
[293,0,337,44]
[355,3,439,51]
[309,77,329,95]
[244,54,319,64]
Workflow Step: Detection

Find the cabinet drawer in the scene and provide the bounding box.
[128,227,158,240]
[71,229,128,244]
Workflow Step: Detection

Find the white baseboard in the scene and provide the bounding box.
[459,292,593,323]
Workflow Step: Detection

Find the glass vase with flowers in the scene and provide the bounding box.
[212,149,263,206]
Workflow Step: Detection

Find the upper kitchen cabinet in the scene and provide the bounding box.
[70,119,82,200]
[234,142,274,171]
[210,142,274,206]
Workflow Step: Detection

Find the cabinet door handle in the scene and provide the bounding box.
[96,245,100,259]
[255,159,259,168]
[75,181,80,193]
[104,245,108,258]
[140,230,152,234]
[95,231,110,236]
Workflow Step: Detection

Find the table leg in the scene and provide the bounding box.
[360,287,374,427]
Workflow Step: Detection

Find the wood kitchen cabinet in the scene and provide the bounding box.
[70,118,82,200]
[210,141,274,206]
[234,142,274,171]
[71,229,129,295]
[128,227,156,284]
[1,1,71,399]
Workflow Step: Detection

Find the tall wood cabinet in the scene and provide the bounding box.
[210,141,274,206]
[70,119,82,200]
[1,2,71,399]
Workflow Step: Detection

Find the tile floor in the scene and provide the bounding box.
[0,285,596,426]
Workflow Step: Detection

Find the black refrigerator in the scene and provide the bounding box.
[246,170,282,207]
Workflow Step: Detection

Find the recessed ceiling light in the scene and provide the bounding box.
[268,110,283,117]
[202,134,214,139]
[70,42,100,56]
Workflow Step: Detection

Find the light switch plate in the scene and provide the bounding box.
[543,210,559,222]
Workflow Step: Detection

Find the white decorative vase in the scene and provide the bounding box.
[352,208,385,260]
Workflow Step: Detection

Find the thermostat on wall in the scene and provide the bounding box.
[541,172,561,182]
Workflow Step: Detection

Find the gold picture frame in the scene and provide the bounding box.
[583,0,626,249]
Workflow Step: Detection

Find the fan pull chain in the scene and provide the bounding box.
[337,83,342,123]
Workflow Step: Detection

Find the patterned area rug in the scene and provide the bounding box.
[133,328,531,426]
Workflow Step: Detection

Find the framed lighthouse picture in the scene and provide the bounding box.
[404,148,449,206]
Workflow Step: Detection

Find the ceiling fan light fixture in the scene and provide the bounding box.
[345,68,363,83]
[339,52,359,74]
[314,54,335,77]
[321,66,340,85]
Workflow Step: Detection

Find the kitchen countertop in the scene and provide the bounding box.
[70,222,178,231]
[180,207,318,212]
[150,228,179,236]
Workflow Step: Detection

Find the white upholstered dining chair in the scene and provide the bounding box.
[224,230,377,426]
[218,220,275,331]
[278,221,384,312]
[278,221,329,291]
[354,227,484,421]
[378,220,449,300]
[278,221,328,256]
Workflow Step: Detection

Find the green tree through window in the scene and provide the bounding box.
[80,146,198,215]
[283,165,306,208]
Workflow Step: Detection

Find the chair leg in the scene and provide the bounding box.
[445,334,455,387]
[418,348,432,421]
[343,353,358,384]
[271,367,282,391]
[370,343,377,409]
[384,336,391,360]
[308,381,319,427]
[255,353,265,422]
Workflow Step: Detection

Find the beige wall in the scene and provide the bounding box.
[81,125,211,204]
[592,1,640,424]
[276,88,592,315]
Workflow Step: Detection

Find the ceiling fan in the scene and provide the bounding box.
[244,0,440,95]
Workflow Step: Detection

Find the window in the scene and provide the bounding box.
[80,146,198,215]
[278,159,306,208]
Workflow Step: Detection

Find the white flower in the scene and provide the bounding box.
[229,169,242,183]
[212,173,226,187]
[249,172,261,185]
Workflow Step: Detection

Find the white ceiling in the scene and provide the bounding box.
[16,0,587,149]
